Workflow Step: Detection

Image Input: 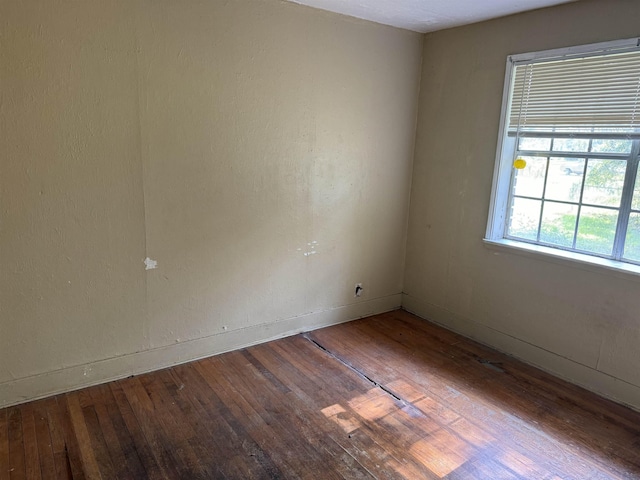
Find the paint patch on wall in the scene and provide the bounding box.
[144,257,158,270]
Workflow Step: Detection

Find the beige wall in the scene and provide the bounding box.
[0,0,422,406]
[404,0,640,410]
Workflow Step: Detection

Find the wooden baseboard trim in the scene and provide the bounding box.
[402,293,640,412]
[0,294,401,408]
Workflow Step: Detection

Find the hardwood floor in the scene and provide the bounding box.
[2,309,640,479]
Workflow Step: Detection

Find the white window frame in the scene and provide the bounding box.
[484,38,640,277]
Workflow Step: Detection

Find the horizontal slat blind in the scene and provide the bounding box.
[509,51,640,132]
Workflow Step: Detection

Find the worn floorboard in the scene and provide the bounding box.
[2,310,639,479]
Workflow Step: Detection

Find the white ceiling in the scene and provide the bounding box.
[288,0,576,33]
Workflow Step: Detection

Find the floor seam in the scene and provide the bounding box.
[302,333,405,404]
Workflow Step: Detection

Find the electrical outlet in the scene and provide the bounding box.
[355,283,363,297]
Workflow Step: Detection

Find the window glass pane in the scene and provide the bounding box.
[539,202,578,247]
[633,165,640,211]
[507,198,541,241]
[623,213,640,262]
[582,159,626,207]
[553,138,590,153]
[512,156,547,198]
[575,206,618,255]
[591,139,632,154]
[518,137,552,151]
[546,157,584,202]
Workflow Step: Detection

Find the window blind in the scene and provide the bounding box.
[509,50,640,133]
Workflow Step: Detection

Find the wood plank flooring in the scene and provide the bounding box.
[2,309,640,479]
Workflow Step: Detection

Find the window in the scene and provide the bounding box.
[486,39,640,268]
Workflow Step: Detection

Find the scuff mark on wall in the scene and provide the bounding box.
[303,240,318,257]
[144,257,158,270]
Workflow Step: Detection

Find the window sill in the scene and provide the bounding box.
[482,238,640,281]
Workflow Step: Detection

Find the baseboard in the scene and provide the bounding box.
[402,293,640,412]
[0,294,401,408]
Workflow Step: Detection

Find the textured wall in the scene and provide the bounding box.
[0,0,422,406]
[404,0,640,410]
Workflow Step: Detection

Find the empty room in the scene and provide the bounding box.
[2,0,640,478]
